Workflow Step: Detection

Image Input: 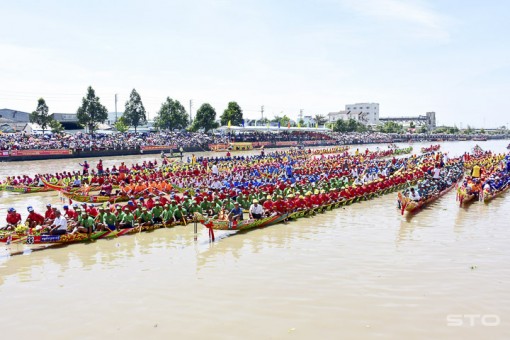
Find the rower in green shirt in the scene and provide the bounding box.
[133,204,143,220]
[94,208,107,231]
[115,206,125,228]
[223,198,235,212]
[119,207,134,229]
[200,199,210,212]
[173,205,187,224]
[138,207,153,226]
[162,204,174,226]
[103,210,117,231]
[76,212,95,235]
[188,201,203,217]
[151,201,164,224]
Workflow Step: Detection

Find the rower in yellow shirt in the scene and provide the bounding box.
[472,164,481,178]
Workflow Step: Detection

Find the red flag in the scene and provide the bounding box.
[287,121,290,129]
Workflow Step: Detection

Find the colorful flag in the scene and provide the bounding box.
[228,120,231,128]
[287,121,290,129]
[298,122,301,128]
[315,122,318,128]
[278,122,281,129]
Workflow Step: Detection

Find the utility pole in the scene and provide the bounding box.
[261,105,264,120]
[189,99,193,124]
[115,94,118,123]
[299,109,303,121]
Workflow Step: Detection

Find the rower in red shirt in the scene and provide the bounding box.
[87,204,99,217]
[44,204,56,224]
[263,195,273,211]
[145,196,156,210]
[285,194,295,212]
[62,205,77,219]
[273,196,287,215]
[26,206,45,228]
[158,193,169,206]
[310,191,320,206]
[5,208,22,229]
[100,180,113,196]
[304,192,313,208]
[295,195,306,210]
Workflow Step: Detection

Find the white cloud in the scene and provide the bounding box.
[340,0,451,41]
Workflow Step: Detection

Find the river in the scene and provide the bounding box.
[0,140,509,339]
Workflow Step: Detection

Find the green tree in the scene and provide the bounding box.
[191,103,219,132]
[30,98,52,134]
[298,118,305,126]
[419,125,428,134]
[378,121,403,133]
[346,118,359,132]
[76,86,108,134]
[114,117,129,133]
[49,119,64,133]
[271,115,281,123]
[409,122,416,129]
[333,118,367,132]
[154,97,189,130]
[122,89,146,132]
[314,114,327,126]
[220,101,243,126]
[280,115,291,127]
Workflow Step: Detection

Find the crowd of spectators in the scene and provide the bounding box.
[1,129,500,152]
[0,131,229,151]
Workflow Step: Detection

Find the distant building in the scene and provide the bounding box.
[0,118,17,133]
[0,109,30,131]
[328,103,380,126]
[0,108,30,122]
[327,110,348,123]
[302,115,314,126]
[379,111,436,129]
[51,113,81,129]
[108,112,123,124]
[23,123,46,134]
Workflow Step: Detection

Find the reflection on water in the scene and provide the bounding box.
[0,140,509,339]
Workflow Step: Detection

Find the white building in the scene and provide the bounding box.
[302,115,314,126]
[328,103,380,126]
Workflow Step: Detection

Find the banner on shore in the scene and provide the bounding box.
[301,140,337,145]
[140,145,176,151]
[275,141,298,147]
[9,149,73,157]
[0,151,9,157]
[251,141,272,148]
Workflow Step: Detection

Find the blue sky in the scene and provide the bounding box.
[0,0,509,127]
